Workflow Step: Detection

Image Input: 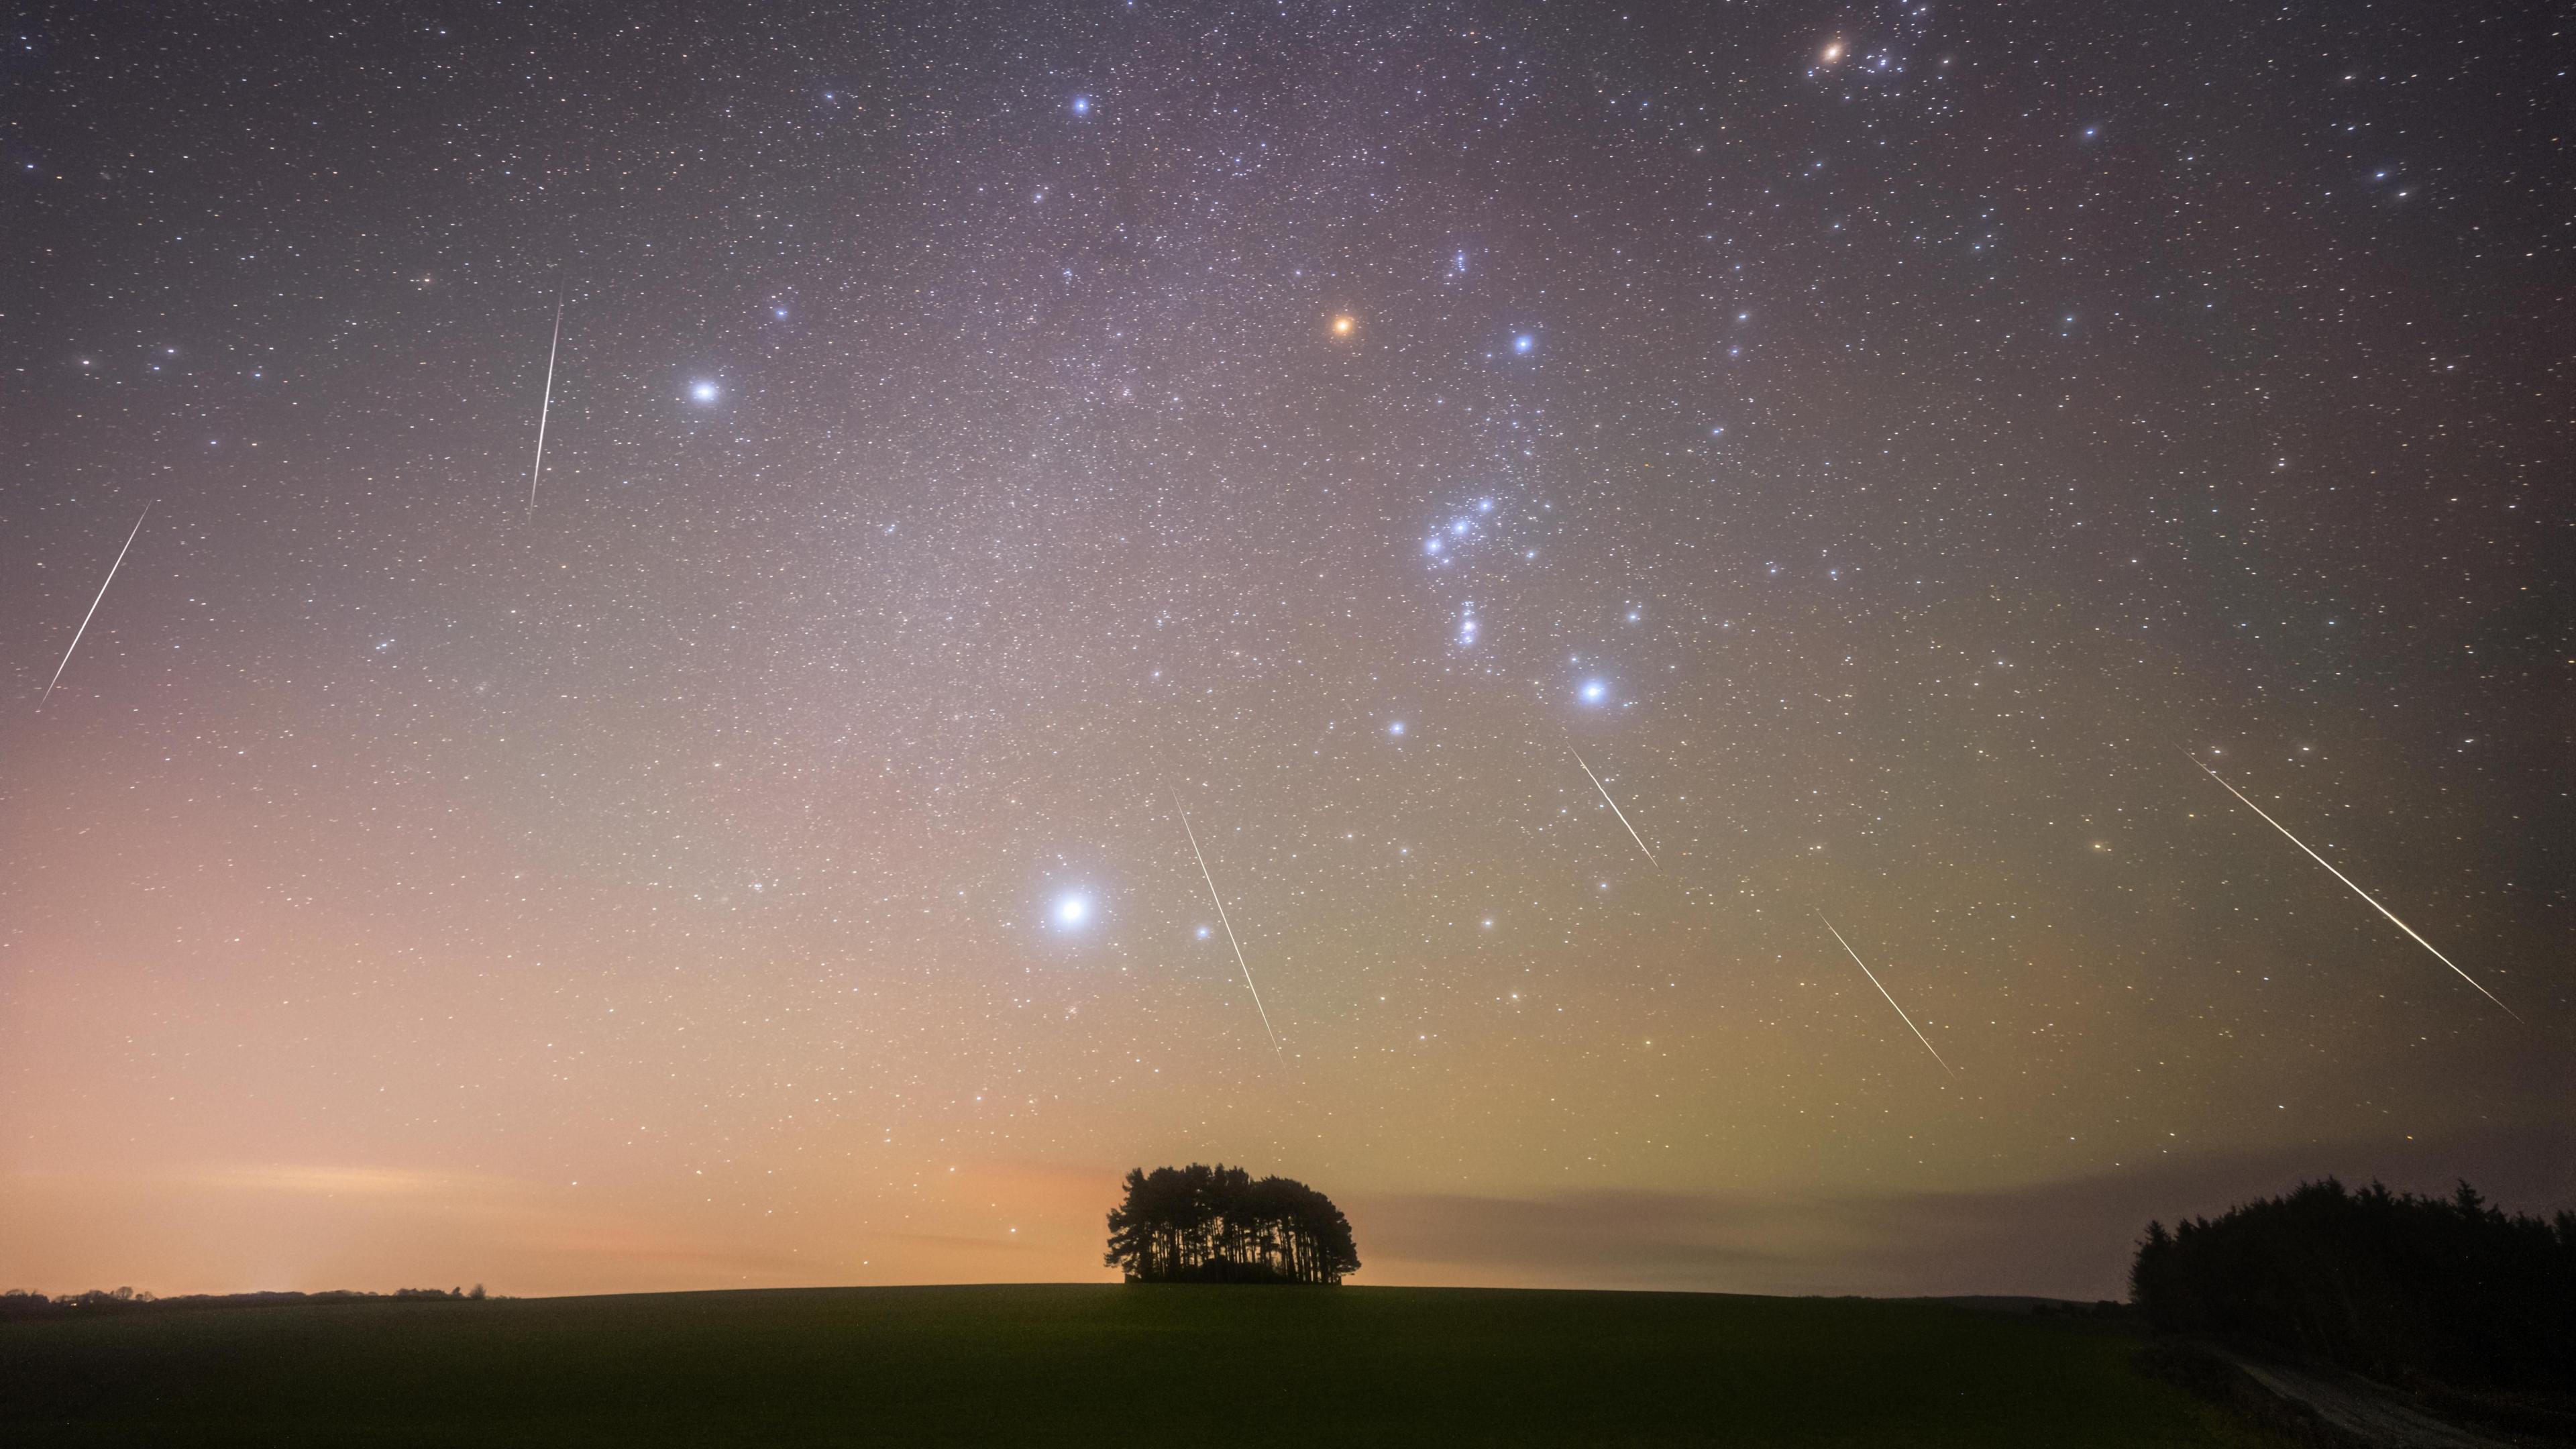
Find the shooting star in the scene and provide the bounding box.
[40,502,152,710]
[1573,749,1657,867]
[2189,753,2515,1020]
[1173,792,1285,1062]
[525,291,564,513]
[1820,914,1954,1079]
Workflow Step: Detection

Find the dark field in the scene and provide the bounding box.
[0,1284,2277,1446]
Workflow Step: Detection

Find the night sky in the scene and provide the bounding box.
[3,1,2567,1301]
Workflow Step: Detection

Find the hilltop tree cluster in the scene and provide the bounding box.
[1105,1164,1360,1285]
[2132,1178,2576,1391]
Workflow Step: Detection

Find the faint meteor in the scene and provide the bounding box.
[1572,749,1657,867]
[40,502,152,709]
[1173,792,1285,1062]
[525,291,564,513]
[1819,914,1953,1079]
[2189,753,2515,1020]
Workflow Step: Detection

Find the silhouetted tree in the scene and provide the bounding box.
[2131,1177,2576,1391]
[1105,1164,1360,1284]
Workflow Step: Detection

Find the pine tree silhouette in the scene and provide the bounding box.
[1105,1164,1360,1284]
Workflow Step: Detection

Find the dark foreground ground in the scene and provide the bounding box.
[0,1283,2280,1447]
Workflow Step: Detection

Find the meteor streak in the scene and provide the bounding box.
[1573,749,1657,867]
[40,502,151,709]
[1819,914,1953,1078]
[2190,753,2514,1019]
[1173,792,1285,1062]
[525,292,564,513]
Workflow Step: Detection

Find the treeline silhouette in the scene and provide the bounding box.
[1105,1164,1360,1285]
[2132,1178,2576,1391]
[1,1285,486,1320]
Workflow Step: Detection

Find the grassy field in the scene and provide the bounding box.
[0,1283,2277,1446]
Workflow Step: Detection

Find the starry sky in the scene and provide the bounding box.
[3,1,2568,1301]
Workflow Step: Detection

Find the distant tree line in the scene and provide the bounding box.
[2131,1178,2576,1391]
[1106,1164,1360,1285]
[1,1285,486,1320]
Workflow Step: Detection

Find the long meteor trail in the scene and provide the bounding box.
[1173,792,1285,1062]
[40,502,152,709]
[1819,914,1954,1079]
[2189,753,2515,1020]
[525,292,564,513]
[1572,749,1657,867]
